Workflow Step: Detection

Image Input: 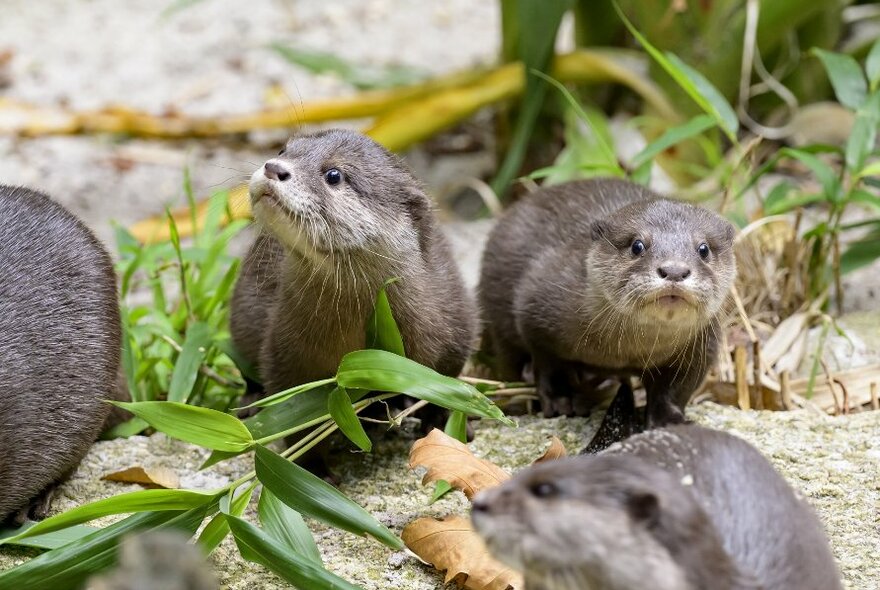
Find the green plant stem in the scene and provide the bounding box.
[253,414,333,446]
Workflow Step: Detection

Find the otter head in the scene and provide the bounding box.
[587,199,736,331]
[249,129,430,261]
[471,455,708,590]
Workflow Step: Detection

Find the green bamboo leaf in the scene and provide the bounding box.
[845,91,880,174]
[615,3,737,140]
[0,507,208,590]
[665,54,738,138]
[198,483,256,554]
[254,445,402,549]
[365,278,405,356]
[857,160,880,180]
[867,38,880,91]
[100,417,150,440]
[238,377,337,410]
[431,410,468,503]
[258,488,322,565]
[202,384,348,468]
[215,337,260,384]
[226,515,364,590]
[112,401,254,451]
[812,48,868,110]
[0,523,98,550]
[168,321,213,403]
[336,350,512,424]
[328,387,372,452]
[779,148,841,201]
[631,114,716,169]
[841,229,880,274]
[1,489,218,545]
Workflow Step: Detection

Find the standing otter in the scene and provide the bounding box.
[0,185,121,524]
[478,178,736,434]
[231,129,476,397]
[471,424,842,590]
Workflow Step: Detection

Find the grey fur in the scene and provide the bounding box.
[478,178,736,427]
[0,185,121,523]
[472,424,842,590]
[231,129,476,394]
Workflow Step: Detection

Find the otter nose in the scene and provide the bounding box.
[264,161,291,182]
[657,263,691,282]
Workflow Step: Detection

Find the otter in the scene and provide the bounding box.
[478,178,736,438]
[231,129,476,397]
[471,424,842,590]
[0,185,121,524]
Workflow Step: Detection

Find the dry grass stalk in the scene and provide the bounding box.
[735,346,750,410]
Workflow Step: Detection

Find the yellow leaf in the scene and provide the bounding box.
[402,515,522,590]
[102,466,180,489]
[532,436,567,464]
[409,429,510,500]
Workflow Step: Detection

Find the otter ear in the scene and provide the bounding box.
[591,220,610,242]
[626,492,659,527]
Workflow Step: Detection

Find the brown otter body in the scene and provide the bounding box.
[472,424,842,590]
[0,185,121,523]
[478,179,736,435]
[231,129,476,396]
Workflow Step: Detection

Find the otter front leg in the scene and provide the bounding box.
[532,353,590,417]
[643,331,716,428]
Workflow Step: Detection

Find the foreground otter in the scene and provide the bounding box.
[0,185,121,524]
[471,425,842,590]
[479,178,736,435]
[231,129,476,395]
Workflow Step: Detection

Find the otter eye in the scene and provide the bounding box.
[698,243,710,259]
[631,240,646,256]
[530,482,558,498]
[324,168,343,186]
[278,149,285,156]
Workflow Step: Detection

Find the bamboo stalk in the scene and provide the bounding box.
[735,346,750,410]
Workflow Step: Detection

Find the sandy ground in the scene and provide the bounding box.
[0,0,499,244]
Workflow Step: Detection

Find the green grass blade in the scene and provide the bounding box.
[841,228,880,274]
[257,488,323,565]
[779,148,842,202]
[1,489,218,544]
[867,38,880,92]
[615,2,737,141]
[112,401,254,451]
[168,321,213,403]
[491,0,573,196]
[254,445,403,549]
[631,114,716,169]
[812,48,867,110]
[327,386,372,452]
[845,91,880,174]
[226,515,364,590]
[269,43,424,90]
[336,350,512,424]
[365,278,405,356]
[0,508,208,590]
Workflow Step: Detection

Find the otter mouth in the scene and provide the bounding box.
[651,288,697,308]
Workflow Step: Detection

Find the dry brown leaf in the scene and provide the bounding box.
[532,436,567,464]
[409,429,510,500]
[102,466,180,489]
[403,515,523,590]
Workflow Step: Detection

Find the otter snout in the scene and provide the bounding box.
[264,161,291,182]
[657,262,691,282]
